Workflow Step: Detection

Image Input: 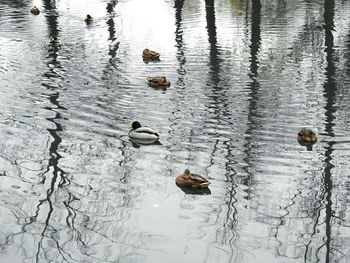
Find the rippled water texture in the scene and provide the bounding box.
[1,0,350,262]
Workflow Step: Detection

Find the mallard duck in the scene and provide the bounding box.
[142,49,160,60]
[147,76,171,87]
[298,128,317,144]
[31,6,40,15]
[128,121,159,142]
[84,14,93,24]
[176,169,210,188]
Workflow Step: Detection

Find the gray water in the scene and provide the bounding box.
[1,0,350,262]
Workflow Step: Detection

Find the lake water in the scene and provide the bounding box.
[1,0,350,262]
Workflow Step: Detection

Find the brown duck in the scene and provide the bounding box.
[298,128,317,144]
[147,76,170,87]
[142,49,160,60]
[176,169,210,188]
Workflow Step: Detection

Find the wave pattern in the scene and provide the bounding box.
[1,0,350,262]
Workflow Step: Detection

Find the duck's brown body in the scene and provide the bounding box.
[176,169,210,188]
[298,128,317,144]
[147,76,170,87]
[142,49,160,60]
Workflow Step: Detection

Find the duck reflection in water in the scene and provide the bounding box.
[130,138,162,148]
[176,184,211,195]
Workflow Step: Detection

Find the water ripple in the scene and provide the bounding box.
[1,0,350,262]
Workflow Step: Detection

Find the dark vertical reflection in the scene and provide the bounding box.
[251,0,262,11]
[249,0,261,79]
[205,0,238,258]
[319,0,336,262]
[106,2,119,60]
[102,4,124,83]
[205,0,221,70]
[305,0,337,260]
[346,29,350,74]
[107,18,115,41]
[242,0,261,190]
[174,0,186,86]
[33,1,68,261]
[107,18,119,60]
[169,0,189,165]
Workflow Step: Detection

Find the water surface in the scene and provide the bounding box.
[1,0,350,262]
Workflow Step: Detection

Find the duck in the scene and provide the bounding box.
[128,121,159,142]
[31,6,40,15]
[142,49,160,60]
[84,14,93,24]
[49,36,60,44]
[175,169,210,188]
[297,128,317,144]
[147,76,171,87]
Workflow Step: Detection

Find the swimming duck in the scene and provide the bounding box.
[147,76,171,87]
[49,36,60,44]
[31,6,40,15]
[176,169,210,188]
[128,121,159,142]
[142,49,160,60]
[298,128,317,144]
[84,14,93,24]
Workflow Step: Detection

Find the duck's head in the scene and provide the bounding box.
[130,121,141,130]
[184,169,191,175]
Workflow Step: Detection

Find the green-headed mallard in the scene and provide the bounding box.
[128,121,159,142]
[142,49,160,60]
[176,169,210,188]
[298,128,317,144]
[147,76,170,87]
[31,6,40,15]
